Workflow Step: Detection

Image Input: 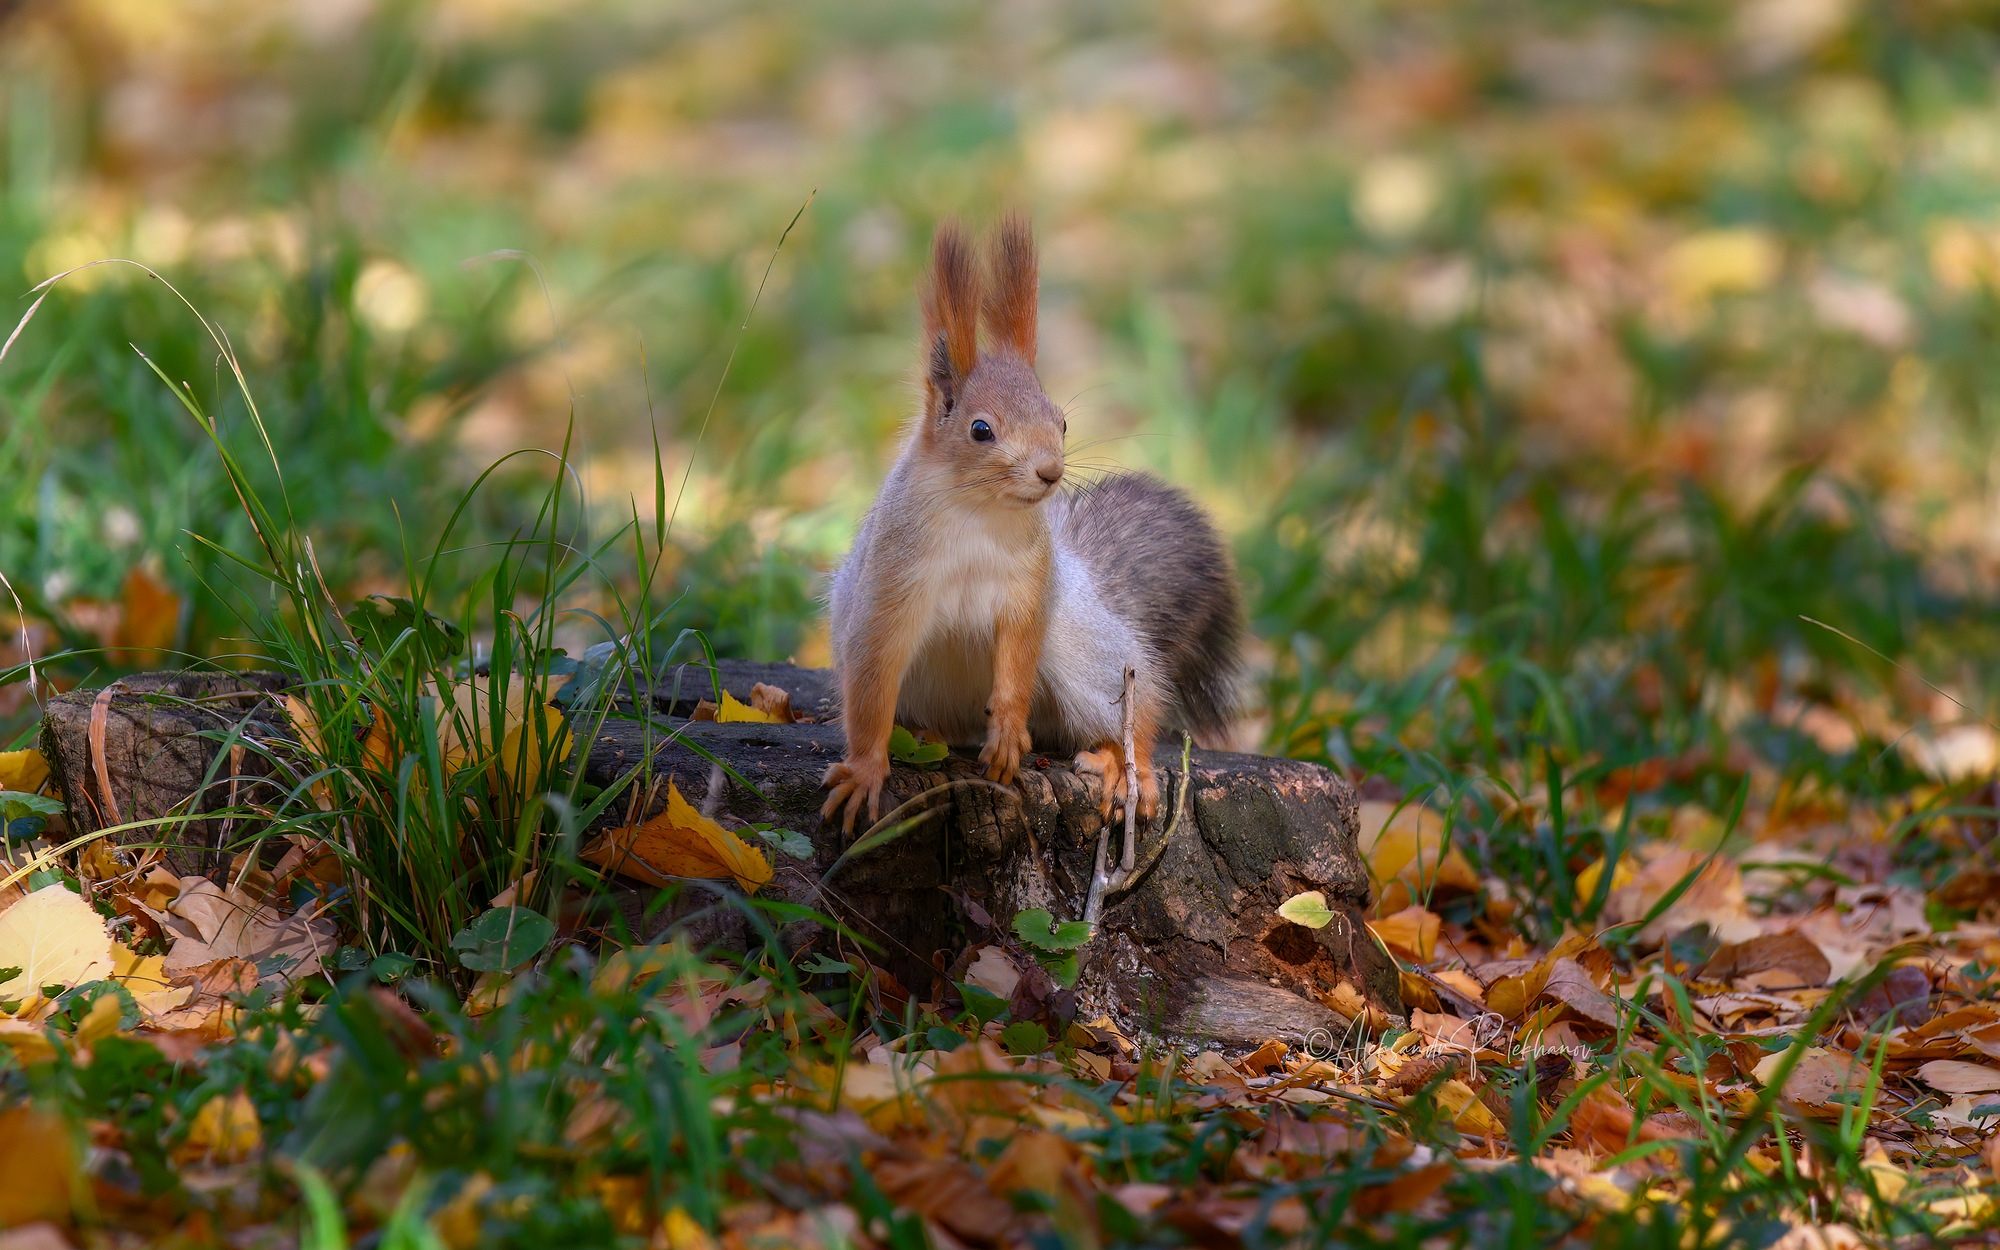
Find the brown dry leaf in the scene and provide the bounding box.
[1753,1047,1874,1106]
[157,878,335,986]
[871,1155,1016,1245]
[0,1105,77,1226]
[1542,959,1628,1030]
[0,748,49,794]
[747,683,797,722]
[1916,1060,2000,1095]
[1569,1088,1693,1154]
[1605,848,1758,946]
[0,883,115,1017]
[582,781,772,894]
[1698,931,1831,988]
[985,1129,1088,1198]
[1354,1161,1454,1217]
[1371,905,1441,962]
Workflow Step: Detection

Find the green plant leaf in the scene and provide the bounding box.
[754,826,814,859]
[799,954,854,975]
[1012,908,1092,951]
[343,595,466,665]
[0,792,62,825]
[1277,890,1335,929]
[997,1021,1050,1056]
[888,725,948,766]
[449,906,556,972]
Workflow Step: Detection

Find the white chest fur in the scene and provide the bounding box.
[894,505,1038,742]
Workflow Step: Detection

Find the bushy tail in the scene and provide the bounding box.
[1055,472,1245,741]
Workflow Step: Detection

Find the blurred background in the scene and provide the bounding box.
[6,0,2000,815]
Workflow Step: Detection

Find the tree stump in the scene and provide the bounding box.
[40,662,1404,1047]
[40,670,295,878]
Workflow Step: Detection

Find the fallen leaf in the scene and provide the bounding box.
[1698,931,1831,988]
[1604,848,1758,947]
[1917,1060,2000,1095]
[1278,890,1334,928]
[111,564,178,661]
[1371,905,1441,962]
[1362,801,1479,909]
[0,749,49,795]
[872,1155,1016,1244]
[0,884,115,1016]
[715,690,782,723]
[748,683,797,722]
[962,946,1022,1000]
[179,1091,262,1163]
[1753,1047,1874,1106]
[0,1106,77,1226]
[581,781,772,894]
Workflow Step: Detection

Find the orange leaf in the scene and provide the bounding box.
[582,782,772,894]
[113,564,179,662]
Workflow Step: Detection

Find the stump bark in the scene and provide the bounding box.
[41,662,1404,1047]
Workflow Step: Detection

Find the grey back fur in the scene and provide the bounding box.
[1049,470,1245,743]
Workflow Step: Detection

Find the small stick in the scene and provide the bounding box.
[1120,665,1138,874]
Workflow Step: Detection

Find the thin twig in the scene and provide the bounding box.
[1120,666,1138,874]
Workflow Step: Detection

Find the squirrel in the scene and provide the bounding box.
[820,213,1244,832]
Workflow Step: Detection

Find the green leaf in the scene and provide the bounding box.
[997,1021,1050,1056]
[755,826,814,860]
[925,1026,966,1053]
[888,725,948,766]
[1012,908,1091,951]
[799,954,854,976]
[1277,890,1335,929]
[0,792,62,825]
[957,982,1010,1030]
[449,907,556,972]
[343,595,466,665]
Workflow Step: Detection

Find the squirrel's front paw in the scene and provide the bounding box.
[980,719,1032,786]
[821,755,890,834]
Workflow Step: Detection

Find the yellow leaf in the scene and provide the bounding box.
[1361,802,1479,904]
[111,944,192,1021]
[1278,890,1335,929]
[0,1105,78,1225]
[0,749,49,794]
[0,884,115,1016]
[1370,905,1441,963]
[715,690,781,723]
[73,991,122,1047]
[581,782,772,894]
[181,1090,262,1163]
[1486,958,1553,1021]
[1573,855,1634,904]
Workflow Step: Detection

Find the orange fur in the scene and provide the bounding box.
[982,212,1038,365]
[1073,692,1162,822]
[921,220,979,394]
[821,576,926,832]
[980,545,1048,785]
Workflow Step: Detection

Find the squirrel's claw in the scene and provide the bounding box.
[980,720,1031,786]
[820,757,888,834]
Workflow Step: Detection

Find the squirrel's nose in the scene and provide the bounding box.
[1035,459,1063,486]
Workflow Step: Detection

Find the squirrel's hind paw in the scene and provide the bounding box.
[820,757,888,835]
[1073,744,1159,822]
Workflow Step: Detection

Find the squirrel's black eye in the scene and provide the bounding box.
[970,419,994,443]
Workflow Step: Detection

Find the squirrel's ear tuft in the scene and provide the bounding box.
[921,220,979,407]
[983,212,1037,367]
